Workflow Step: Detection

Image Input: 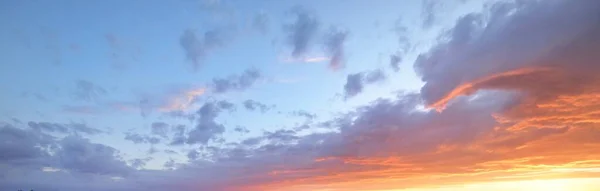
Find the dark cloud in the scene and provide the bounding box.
[0,124,54,166]
[179,28,229,69]
[415,0,600,109]
[323,27,349,70]
[27,121,103,135]
[124,133,160,145]
[186,101,235,145]
[151,122,169,138]
[343,69,387,99]
[284,6,320,58]
[243,99,272,113]
[72,80,107,102]
[57,136,132,176]
[211,68,262,94]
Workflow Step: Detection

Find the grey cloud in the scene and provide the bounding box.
[323,27,349,70]
[211,68,262,94]
[186,101,234,145]
[27,121,103,135]
[170,125,186,146]
[187,150,199,161]
[72,80,107,102]
[234,126,250,134]
[415,0,600,107]
[290,110,316,121]
[151,122,169,138]
[164,149,178,155]
[57,136,132,176]
[129,157,152,169]
[243,99,272,113]
[124,133,160,145]
[180,27,230,69]
[421,0,438,29]
[284,6,320,58]
[344,69,387,99]
[390,53,402,72]
[27,122,69,134]
[0,124,54,165]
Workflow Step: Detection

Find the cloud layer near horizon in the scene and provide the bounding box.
[2,0,600,191]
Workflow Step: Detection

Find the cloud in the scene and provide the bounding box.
[179,28,230,69]
[158,88,206,112]
[27,121,103,135]
[389,52,402,72]
[252,12,269,34]
[289,110,316,121]
[57,136,132,176]
[243,100,272,113]
[323,27,349,70]
[72,80,107,102]
[284,6,320,58]
[343,69,387,99]
[0,124,54,166]
[4,1,600,191]
[124,133,160,145]
[170,125,187,146]
[186,100,234,145]
[211,68,262,94]
[415,0,600,110]
[151,122,169,138]
[421,0,439,29]
[234,126,250,134]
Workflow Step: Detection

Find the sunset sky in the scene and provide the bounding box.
[1,0,600,190]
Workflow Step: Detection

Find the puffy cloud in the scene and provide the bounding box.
[57,136,132,176]
[343,69,387,99]
[211,68,262,94]
[323,27,349,70]
[72,80,107,102]
[0,124,54,166]
[186,101,235,145]
[415,0,600,110]
[284,6,320,58]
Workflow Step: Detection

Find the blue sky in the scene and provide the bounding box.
[3,0,600,191]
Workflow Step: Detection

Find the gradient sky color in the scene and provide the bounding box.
[1,0,600,191]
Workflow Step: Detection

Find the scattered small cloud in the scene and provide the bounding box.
[284,6,320,58]
[323,27,349,70]
[344,69,387,99]
[211,68,262,94]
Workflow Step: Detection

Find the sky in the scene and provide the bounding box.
[1,0,600,190]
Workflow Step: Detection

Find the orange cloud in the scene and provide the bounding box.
[158,88,206,112]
